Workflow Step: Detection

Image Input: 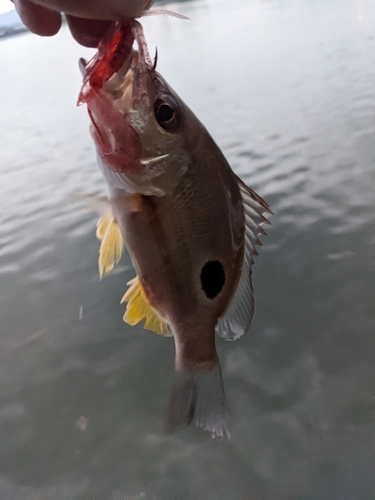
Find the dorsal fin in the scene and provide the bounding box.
[121,277,171,336]
[96,216,124,279]
[215,177,272,341]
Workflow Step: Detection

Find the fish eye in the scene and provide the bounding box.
[154,95,180,131]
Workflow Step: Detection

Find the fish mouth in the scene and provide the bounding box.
[78,50,136,102]
[77,20,156,110]
[79,21,173,194]
[77,20,140,107]
[103,22,154,108]
[105,50,139,102]
[78,52,139,111]
[99,23,159,139]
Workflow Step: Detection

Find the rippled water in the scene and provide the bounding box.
[1,0,375,498]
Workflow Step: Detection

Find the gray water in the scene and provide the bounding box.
[1,0,375,498]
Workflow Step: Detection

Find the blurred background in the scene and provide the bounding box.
[1,0,375,498]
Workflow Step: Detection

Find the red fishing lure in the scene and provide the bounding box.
[78,20,134,106]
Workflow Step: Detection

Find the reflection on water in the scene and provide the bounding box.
[1,0,375,498]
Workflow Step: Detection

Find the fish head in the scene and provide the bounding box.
[78,21,189,197]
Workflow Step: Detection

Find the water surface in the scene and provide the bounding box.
[1,0,375,498]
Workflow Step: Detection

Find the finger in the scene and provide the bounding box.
[14,0,62,36]
[66,16,113,48]
[30,0,153,20]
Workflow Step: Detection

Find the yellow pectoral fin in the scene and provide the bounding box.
[96,215,111,242]
[96,216,123,279]
[121,277,171,337]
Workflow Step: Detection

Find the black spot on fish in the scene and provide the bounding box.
[200,261,225,299]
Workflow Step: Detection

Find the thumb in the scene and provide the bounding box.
[22,0,153,20]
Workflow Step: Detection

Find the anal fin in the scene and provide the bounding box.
[121,277,171,337]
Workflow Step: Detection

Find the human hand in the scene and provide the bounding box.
[13,0,152,46]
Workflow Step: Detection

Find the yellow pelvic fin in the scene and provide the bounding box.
[121,277,170,337]
[96,216,123,279]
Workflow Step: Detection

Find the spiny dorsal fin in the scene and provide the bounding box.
[96,216,123,279]
[215,177,272,341]
[121,277,171,336]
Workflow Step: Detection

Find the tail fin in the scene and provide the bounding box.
[168,365,230,440]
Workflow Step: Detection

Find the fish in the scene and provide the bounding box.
[78,19,271,439]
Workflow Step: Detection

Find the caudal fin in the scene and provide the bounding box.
[168,365,230,440]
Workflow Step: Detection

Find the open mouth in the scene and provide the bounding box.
[77,21,135,106]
